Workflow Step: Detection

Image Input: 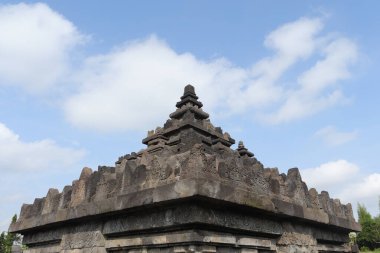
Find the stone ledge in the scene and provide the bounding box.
[105,229,276,251]
[10,177,360,233]
[102,204,283,236]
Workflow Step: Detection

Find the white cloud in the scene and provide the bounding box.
[227,17,324,114]
[0,4,358,130]
[261,89,345,124]
[62,16,358,131]
[301,160,360,190]
[301,160,380,218]
[338,173,380,218]
[315,126,358,146]
[264,17,323,58]
[299,38,357,93]
[0,122,85,172]
[0,3,85,92]
[0,122,86,231]
[339,173,380,201]
[64,36,250,131]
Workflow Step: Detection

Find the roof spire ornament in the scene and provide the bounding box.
[143,84,235,150]
[169,84,209,120]
[176,84,203,108]
[237,141,254,157]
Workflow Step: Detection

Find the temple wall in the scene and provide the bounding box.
[20,202,354,253]
[21,228,353,253]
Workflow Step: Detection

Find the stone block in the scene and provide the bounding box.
[240,249,258,253]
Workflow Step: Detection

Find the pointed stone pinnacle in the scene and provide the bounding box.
[176,84,203,109]
[237,140,254,157]
[184,84,196,96]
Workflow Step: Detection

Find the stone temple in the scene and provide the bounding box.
[10,85,360,253]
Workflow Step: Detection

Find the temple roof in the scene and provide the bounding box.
[9,84,360,235]
[141,84,235,150]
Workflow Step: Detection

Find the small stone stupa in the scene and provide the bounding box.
[10,85,360,253]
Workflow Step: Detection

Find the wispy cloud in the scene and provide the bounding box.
[315,126,358,146]
[260,37,357,124]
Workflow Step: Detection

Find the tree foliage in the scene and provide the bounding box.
[0,214,21,253]
[357,203,380,250]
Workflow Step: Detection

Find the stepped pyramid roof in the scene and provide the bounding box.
[10,85,360,251]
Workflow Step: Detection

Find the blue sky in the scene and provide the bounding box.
[0,1,379,231]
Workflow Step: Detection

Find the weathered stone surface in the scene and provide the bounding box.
[42,188,60,214]
[105,230,276,252]
[10,84,360,253]
[59,185,73,209]
[103,204,282,236]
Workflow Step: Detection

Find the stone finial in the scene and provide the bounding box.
[236,141,254,157]
[169,85,209,122]
[175,84,203,109]
[184,84,196,96]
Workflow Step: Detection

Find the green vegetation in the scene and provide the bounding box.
[0,214,21,253]
[360,248,380,253]
[357,202,380,251]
